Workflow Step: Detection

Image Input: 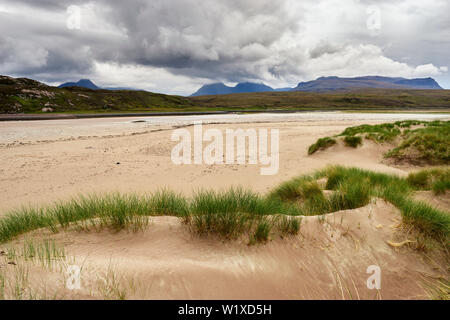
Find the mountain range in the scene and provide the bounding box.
[191,76,443,96]
[58,79,99,90]
[58,76,443,96]
[1,74,449,114]
[191,82,274,96]
[58,79,138,91]
[292,76,443,92]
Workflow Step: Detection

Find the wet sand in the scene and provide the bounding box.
[1,112,449,145]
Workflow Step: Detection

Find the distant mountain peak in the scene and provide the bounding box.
[58,79,100,90]
[234,82,273,92]
[191,81,274,96]
[292,76,443,92]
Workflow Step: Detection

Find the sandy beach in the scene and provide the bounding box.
[0,112,449,300]
[1,112,449,213]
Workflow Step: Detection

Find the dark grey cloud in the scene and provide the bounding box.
[102,0,300,81]
[0,0,448,93]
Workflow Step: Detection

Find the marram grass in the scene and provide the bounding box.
[308,120,450,165]
[270,166,449,240]
[0,188,302,244]
[0,166,448,244]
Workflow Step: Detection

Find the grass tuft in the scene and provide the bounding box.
[407,171,430,189]
[308,137,336,155]
[249,219,271,245]
[278,216,301,236]
[328,179,371,211]
[300,181,323,199]
[407,168,450,193]
[344,136,362,148]
[432,180,450,195]
[189,188,300,239]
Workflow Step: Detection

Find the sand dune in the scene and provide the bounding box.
[2,199,445,300]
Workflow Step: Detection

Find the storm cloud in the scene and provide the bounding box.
[0,0,449,94]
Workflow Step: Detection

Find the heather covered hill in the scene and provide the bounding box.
[191,88,450,110]
[0,75,194,114]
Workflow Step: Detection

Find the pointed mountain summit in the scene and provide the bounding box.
[58,79,100,90]
[191,83,235,96]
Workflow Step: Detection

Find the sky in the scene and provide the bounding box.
[0,0,449,95]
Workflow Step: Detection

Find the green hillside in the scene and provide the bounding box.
[191,89,450,111]
[1,75,449,114]
[0,76,194,114]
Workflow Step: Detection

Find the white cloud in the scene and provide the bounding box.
[413,64,443,77]
[93,62,210,96]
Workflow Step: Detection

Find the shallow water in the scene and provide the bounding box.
[0,111,449,144]
[122,111,450,125]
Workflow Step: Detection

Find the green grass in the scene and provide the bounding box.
[277,216,301,236]
[270,168,380,216]
[190,89,450,111]
[407,170,431,189]
[188,188,301,239]
[4,239,66,272]
[249,219,271,245]
[0,82,197,114]
[344,136,362,148]
[308,120,450,165]
[267,176,313,201]
[406,168,450,194]
[341,123,401,142]
[386,122,450,164]
[0,167,448,244]
[0,191,188,243]
[270,166,449,240]
[0,188,301,244]
[308,137,337,155]
[300,181,323,198]
[344,136,363,148]
[328,178,371,211]
[432,180,450,195]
